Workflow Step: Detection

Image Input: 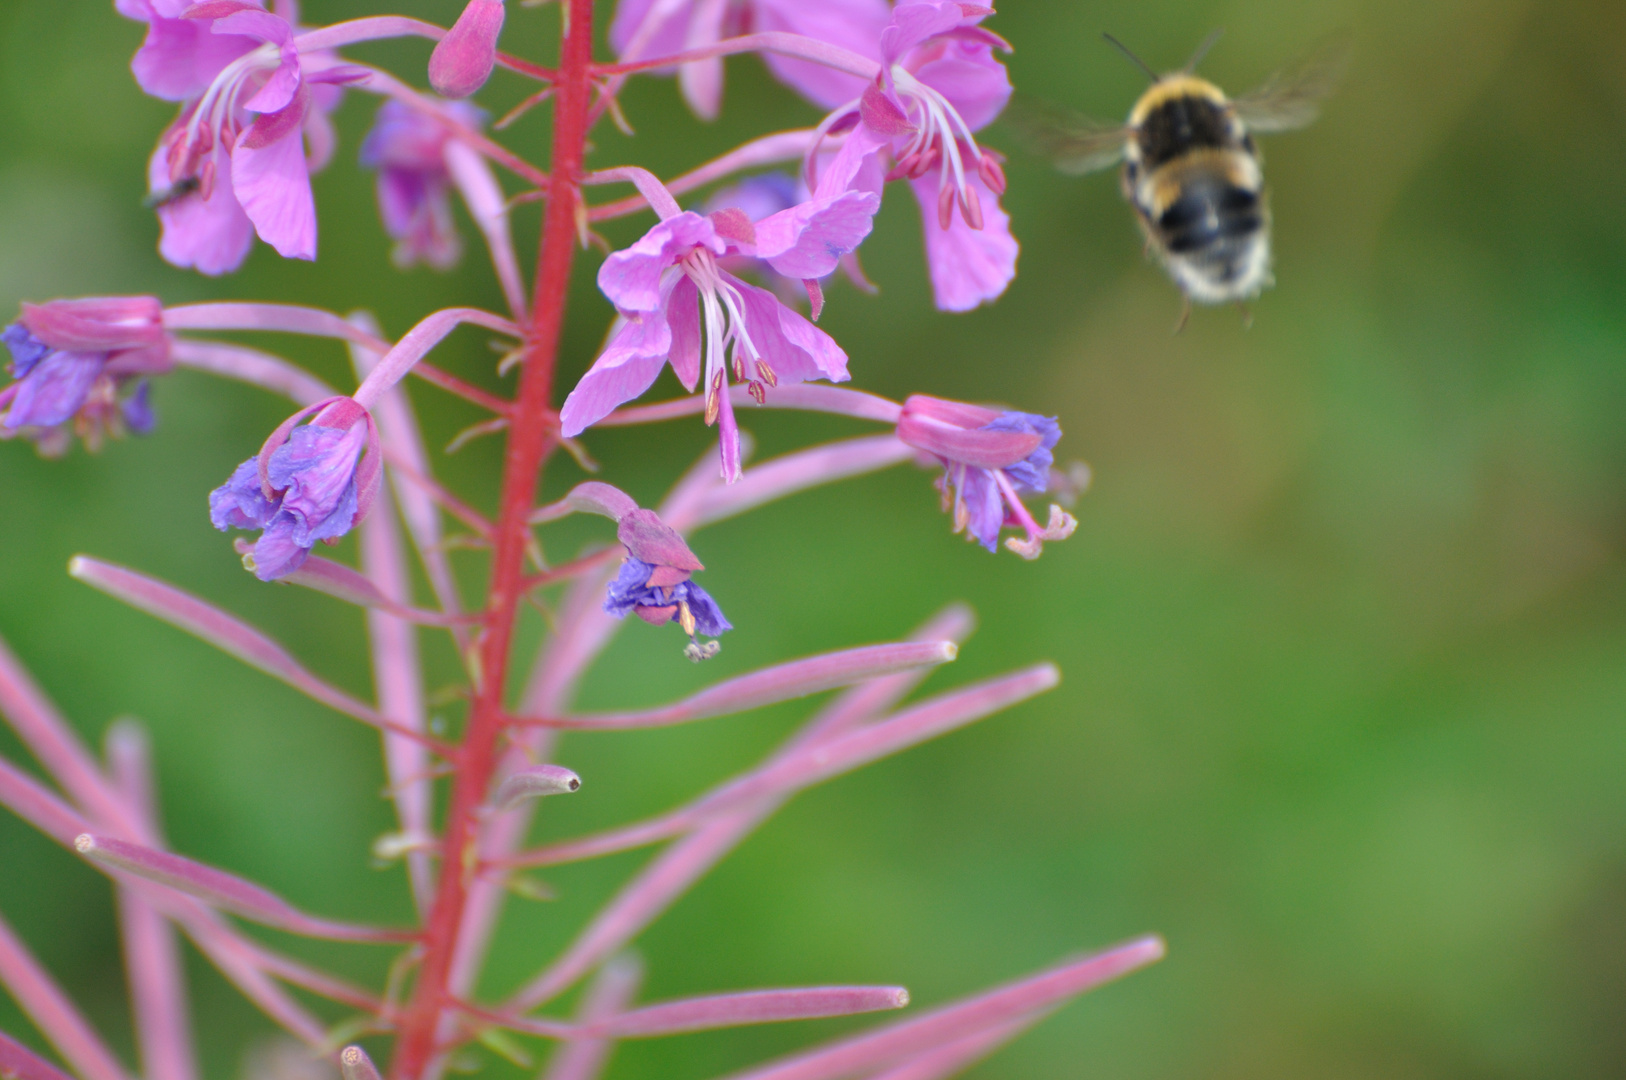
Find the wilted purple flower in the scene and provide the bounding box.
[610,0,890,117]
[605,508,731,656]
[560,192,878,482]
[816,0,1017,311]
[897,394,1076,558]
[1,296,172,454]
[124,0,358,274]
[209,399,379,581]
[360,99,485,270]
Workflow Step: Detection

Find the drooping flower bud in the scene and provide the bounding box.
[209,397,381,581]
[896,394,1076,558]
[603,507,731,656]
[1,296,172,454]
[429,0,505,99]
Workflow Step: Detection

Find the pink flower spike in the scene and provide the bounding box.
[492,764,583,811]
[532,641,958,729]
[596,986,909,1038]
[339,1045,384,1080]
[0,911,135,1080]
[429,0,505,98]
[73,833,416,943]
[717,937,1166,1080]
[0,1030,77,1080]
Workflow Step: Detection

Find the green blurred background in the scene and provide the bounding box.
[5,0,1626,1076]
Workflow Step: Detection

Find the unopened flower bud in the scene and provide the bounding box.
[429,0,505,99]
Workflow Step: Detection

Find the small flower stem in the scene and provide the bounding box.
[591,32,882,82]
[388,0,596,1075]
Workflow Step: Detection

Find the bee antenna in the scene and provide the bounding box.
[1184,28,1224,72]
[1101,33,1160,82]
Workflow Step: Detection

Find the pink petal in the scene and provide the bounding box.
[609,0,689,57]
[598,212,722,313]
[677,0,727,119]
[148,143,255,276]
[755,0,890,109]
[731,276,850,384]
[231,118,316,260]
[878,0,965,65]
[908,172,1016,312]
[129,7,258,101]
[667,274,702,389]
[558,310,676,437]
[813,123,888,201]
[617,507,704,570]
[755,190,881,280]
[912,36,1011,131]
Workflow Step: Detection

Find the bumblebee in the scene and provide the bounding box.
[1013,32,1350,324]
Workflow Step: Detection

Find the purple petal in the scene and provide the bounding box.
[676,0,727,119]
[731,276,850,384]
[598,212,724,314]
[908,172,1017,312]
[149,144,255,276]
[813,123,888,201]
[3,324,50,377]
[755,190,881,280]
[210,458,276,530]
[231,118,316,260]
[266,422,365,545]
[121,381,157,435]
[959,466,1003,551]
[755,0,890,108]
[681,579,732,636]
[558,307,676,437]
[912,36,1011,131]
[3,351,103,429]
[249,515,312,580]
[209,6,293,47]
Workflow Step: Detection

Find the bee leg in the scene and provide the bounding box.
[1235,300,1254,329]
[1172,296,1192,335]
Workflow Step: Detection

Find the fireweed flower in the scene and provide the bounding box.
[0,296,172,454]
[897,394,1077,558]
[559,191,879,482]
[605,507,731,659]
[360,99,485,270]
[609,0,890,117]
[815,0,1017,312]
[123,0,358,274]
[702,172,810,307]
[209,398,380,581]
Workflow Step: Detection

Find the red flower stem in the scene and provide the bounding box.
[388,0,596,1075]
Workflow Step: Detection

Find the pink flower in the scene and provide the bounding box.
[1,297,172,455]
[896,394,1076,558]
[609,0,890,118]
[122,0,359,274]
[560,192,878,482]
[359,99,485,270]
[815,0,1017,311]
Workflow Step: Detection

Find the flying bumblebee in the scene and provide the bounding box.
[1012,31,1350,324]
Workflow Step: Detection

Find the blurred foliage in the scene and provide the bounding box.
[4,0,1626,1078]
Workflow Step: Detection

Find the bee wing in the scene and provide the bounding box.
[1231,33,1353,133]
[1003,97,1131,175]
